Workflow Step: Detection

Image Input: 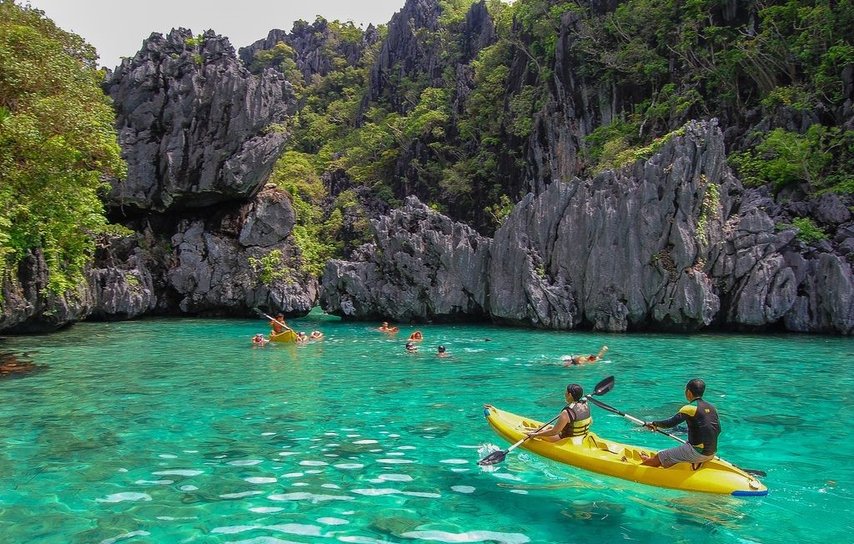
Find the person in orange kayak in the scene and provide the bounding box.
[270,313,290,334]
[641,378,720,468]
[525,383,592,442]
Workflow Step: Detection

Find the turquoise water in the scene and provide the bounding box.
[0,310,851,544]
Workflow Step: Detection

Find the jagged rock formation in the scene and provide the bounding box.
[165,187,316,314]
[87,234,157,320]
[319,196,491,321]
[105,29,292,212]
[369,0,444,112]
[0,250,92,333]
[240,19,378,81]
[321,121,852,334]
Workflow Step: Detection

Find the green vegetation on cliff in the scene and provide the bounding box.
[0,1,125,293]
[261,0,851,243]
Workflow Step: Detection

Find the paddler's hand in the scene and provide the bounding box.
[643,422,657,431]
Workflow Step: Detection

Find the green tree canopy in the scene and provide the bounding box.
[0,1,125,293]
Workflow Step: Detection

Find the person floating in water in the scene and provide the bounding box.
[409,330,423,341]
[378,321,399,333]
[563,345,608,366]
[641,378,720,469]
[405,341,418,353]
[309,330,324,340]
[436,345,450,358]
[252,334,269,347]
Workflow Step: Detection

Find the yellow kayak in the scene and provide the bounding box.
[484,405,767,496]
[269,329,298,343]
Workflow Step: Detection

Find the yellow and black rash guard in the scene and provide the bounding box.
[652,398,720,455]
[558,401,592,438]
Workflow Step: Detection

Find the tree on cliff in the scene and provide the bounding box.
[0,0,125,294]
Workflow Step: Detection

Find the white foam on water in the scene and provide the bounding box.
[346,434,360,438]
[323,454,339,457]
[338,537,386,544]
[492,473,522,482]
[352,439,378,444]
[299,460,328,466]
[268,492,353,502]
[440,459,468,465]
[324,432,338,436]
[321,483,341,489]
[333,463,364,470]
[249,507,284,514]
[180,485,198,491]
[325,443,340,447]
[400,530,530,543]
[98,530,151,544]
[282,472,303,478]
[369,448,383,453]
[377,458,414,464]
[388,434,400,438]
[305,469,323,474]
[158,454,178,459]
[509,489,529,495]
[292,482,309,487]
[317,517,349,525]
[225,537,302,544]
[117,468,128,473]
[376,473,412,482]
[134,479,173,485]
[245,477,277,484]
[278,452,299,457]
[450,468,470,473]
[451,485,476,494]
[261,432,276,436]
[386,452,406,456]
[352,488,399,496]
[266,523,322,536]
[153,469,203,476]
[396,446,416,450]
[96,492,152,503]
[212,525,255,535]
[220,490,264,499]
[402,491,441,498]
[229,460,263,466]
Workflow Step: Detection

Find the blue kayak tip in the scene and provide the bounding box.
[731,489,768,497]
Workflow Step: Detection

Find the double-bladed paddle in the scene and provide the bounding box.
[586,396,767,478]
[477,376,615,466]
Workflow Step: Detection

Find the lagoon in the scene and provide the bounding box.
[0,310,851,543]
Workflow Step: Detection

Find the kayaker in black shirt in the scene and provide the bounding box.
[526,383,592,442]
[641,378,721,468]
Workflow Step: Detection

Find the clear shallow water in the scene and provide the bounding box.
[0,310,851,544]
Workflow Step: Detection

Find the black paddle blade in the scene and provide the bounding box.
[477,449,508,466]
[592,376,615,396]
[743,468,767,477]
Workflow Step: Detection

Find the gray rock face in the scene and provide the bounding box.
[240,19,377,81]
[166,187,316,314]
[319,196,491,321]
[105,28,291,212]
[87,234,157,320]
[369,0,443,112]
[319,120,851,334]
[0,250,91,333]
[490,120,852,334]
